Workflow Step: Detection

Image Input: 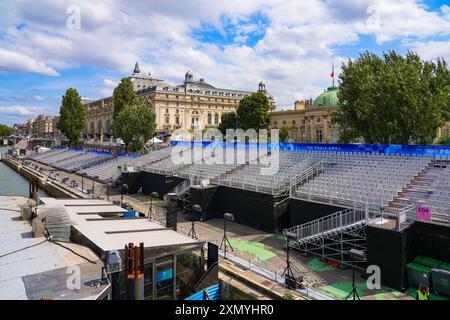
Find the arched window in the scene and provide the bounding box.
[90,121,95,134]
[207,113,212,125]
[214,114,219,124]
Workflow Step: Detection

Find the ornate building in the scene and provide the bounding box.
[270,86,340,143]
[84,63,276,140]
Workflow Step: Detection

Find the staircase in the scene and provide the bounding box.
[382,160,450,226]
[289,160,329,197]
[284,205,380,270]
[166,177,195,215]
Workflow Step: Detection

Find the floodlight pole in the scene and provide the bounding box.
[220,216,234,259]
[345,255,361,300]
[282,236,296,289]
[149,195,154,220]
[148,192,159,221]
[188,220,197,239]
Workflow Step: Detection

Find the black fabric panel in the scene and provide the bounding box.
[121,172,141,194]
[190,185,219,220]
[366,226,411,291]
[408,222,450,263]
[288,199,344,226]
[206,186,277,233]
[121,172,184,199]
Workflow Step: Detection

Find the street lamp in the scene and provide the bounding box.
[148,191,159,221]
[189,204,201,239]
[220,213,234,259]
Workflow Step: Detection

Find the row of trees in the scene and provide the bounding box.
[56,50,450,149]
[57,78,155,152]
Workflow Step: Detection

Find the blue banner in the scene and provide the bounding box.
[171,141,450,157]
[185,284,220,300]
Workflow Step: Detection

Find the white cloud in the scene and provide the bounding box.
[364,0,450,44]
[410,40,450,61]
[0,48,59,76]
[0,0,448,111]
[0,105,43,116]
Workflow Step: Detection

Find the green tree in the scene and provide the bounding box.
[112,77,138,137]
[57,88,86,147]
[236,92,270,131]
[0,124,13,136]
[114,101,156,153]
[217,112,238,135]
[279,126,289,142]
[332,50,450,144]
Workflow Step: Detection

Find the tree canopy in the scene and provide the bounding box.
[0,124,13,136]
[236,92,270,131]
[332,50,450,145]
[57,88,86,147]
[114,101,156,153]
[112,77,139,137]
[279,126,289,142]
[217,112,238,135]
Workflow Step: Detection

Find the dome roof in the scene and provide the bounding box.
[312,86,339,107]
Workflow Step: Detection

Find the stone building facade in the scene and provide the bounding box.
[270,86,340,143]
[84,63,276,140]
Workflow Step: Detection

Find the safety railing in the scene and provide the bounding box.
[284,204,381,244]
[289,160,329,197]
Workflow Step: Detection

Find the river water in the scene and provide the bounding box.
[0,147,48,197]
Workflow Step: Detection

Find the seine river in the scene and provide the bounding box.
[0,147,48,197]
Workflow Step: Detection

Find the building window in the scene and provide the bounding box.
[165,116,170,124]
[175,116,180,125]
[274,121,277,125]
[214,114,219,124]
[292,120,296,125]
[316,129,323,143]
[176,109,179,114]
[282,120,286,125]
[207,113,212,125]
[166,108,169,114]
[155,256,174,300]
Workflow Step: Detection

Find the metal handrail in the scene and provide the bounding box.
[289,160,329,196]
[285,204,378,242]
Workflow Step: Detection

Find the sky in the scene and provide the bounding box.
[0,0,449,125]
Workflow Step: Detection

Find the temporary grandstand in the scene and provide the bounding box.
[31,142,450,291]
[30,148,113,172]
[125,142,450,288]
[31,144,450,228]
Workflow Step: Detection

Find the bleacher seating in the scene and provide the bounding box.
[30,145,450,226]
[294,153,432,206]
[78,147,173,182]
[29,148,112,172]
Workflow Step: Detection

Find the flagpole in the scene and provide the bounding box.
[332,63,335,87]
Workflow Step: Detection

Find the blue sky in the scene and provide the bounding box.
[0,0,449,126]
